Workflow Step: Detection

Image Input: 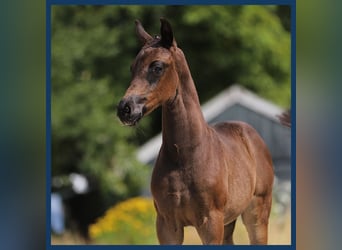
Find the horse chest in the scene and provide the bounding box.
[152,169,187,200]
[151,166,216,226]
[152,168,195,210]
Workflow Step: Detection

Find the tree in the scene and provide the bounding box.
[51,7,151,232]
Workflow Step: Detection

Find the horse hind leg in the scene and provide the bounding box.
[223,219,237,244]
[241,194,272,245]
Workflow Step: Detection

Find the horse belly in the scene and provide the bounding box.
[222,159,256,224]
[223,192,254,225]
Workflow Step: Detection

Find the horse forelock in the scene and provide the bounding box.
[142,37,162,49]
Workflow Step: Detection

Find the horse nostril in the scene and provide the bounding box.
[123,104,131,114]
[117,97,145,125]
[117,100,132,118]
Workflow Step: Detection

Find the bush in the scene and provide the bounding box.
[89,197,157,244]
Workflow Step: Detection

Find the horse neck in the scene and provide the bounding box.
[161,49,208,153]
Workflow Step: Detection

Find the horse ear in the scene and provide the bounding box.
[135,19,152,45]
[160,18,175,49]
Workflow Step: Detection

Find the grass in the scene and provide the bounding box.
[51,231,88,245]
[52,209,291,245]
[183,210,291,245]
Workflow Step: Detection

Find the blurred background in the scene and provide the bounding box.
[50,5,291,245]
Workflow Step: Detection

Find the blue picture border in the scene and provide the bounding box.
[46,0,296,249]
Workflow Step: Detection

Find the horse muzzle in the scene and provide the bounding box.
[117,96,147,126]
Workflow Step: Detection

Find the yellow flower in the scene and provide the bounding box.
[88,197,157,244]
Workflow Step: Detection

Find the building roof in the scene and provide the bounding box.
[136,84,285,164]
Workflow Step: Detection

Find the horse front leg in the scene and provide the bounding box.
[223,219,237,244]
[195,210,225,244]
[156,213,184,245]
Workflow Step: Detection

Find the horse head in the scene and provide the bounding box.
[117,18,179,126]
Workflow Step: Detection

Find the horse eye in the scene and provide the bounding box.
[149,61,164,76]
[147,61,165,84]
[153,65,163,75]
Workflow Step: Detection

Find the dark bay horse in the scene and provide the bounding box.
[117,18,274,245]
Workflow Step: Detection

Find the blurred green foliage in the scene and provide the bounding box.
[52,5,290,212]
